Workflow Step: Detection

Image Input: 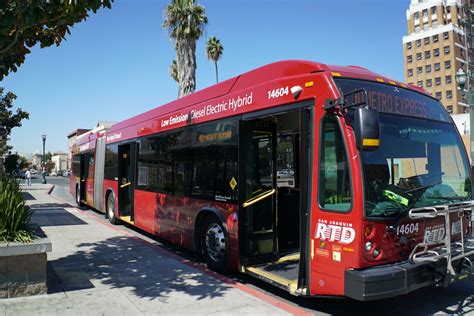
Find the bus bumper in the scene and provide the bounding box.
[344,253,474,301]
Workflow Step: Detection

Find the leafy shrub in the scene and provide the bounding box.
[0,177,34,243]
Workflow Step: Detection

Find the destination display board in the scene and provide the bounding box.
[334,78,451,122]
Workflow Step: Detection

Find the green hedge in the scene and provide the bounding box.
[0,177,34,243]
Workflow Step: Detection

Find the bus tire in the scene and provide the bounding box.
[106,192,119,225]
[75,185,83,207]
[200,215,228,272]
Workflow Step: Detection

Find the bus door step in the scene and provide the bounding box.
[120,216,134,225]
[243,253,299,295]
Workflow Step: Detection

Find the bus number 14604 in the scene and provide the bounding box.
[268,86,289,99]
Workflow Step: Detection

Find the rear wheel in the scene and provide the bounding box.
[200,216,228,272]
[106,193,118,225]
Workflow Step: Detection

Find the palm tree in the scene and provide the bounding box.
[205,36,223,83]
[169,59,179,84]
[163,0,207,98]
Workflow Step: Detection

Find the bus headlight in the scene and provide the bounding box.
[365,241,373,252]
[373,248,381,258]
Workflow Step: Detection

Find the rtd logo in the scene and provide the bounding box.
[314,222,356,244]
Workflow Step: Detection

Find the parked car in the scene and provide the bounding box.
[62,170,70,177]
[30,169,38,174]
[50,171,58,176]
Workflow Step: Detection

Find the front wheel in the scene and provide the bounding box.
[106,193,119,225]
[200,216,228,272]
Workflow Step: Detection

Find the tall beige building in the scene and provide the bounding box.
[403,0,471,114]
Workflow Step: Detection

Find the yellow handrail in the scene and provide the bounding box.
[120,182,131,188]
[243,189,275,208]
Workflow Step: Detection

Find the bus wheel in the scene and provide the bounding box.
[201,216,228,272]
[106,193,118,225]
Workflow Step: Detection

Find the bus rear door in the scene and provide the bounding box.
[117,142,137,224]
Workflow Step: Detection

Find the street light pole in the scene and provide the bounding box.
[42,134,47,184]
[456,68,474,166]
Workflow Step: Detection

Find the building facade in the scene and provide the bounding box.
[403,0,472,114]
[51,152,69,173]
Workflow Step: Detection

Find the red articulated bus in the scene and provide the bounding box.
[70,60,474,301]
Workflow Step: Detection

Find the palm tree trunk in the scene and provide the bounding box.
[176,38,197,98]
[214,61,219,83]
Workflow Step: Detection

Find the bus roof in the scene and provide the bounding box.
[107,60,428,135]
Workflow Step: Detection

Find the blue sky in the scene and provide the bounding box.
[1,0,410,156]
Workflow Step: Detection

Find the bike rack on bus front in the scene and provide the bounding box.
[408,201,474,282]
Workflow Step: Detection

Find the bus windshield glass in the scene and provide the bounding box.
[335,78,472,218]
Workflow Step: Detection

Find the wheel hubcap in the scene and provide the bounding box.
[205,223,226,262]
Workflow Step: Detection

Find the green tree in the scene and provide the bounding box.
[205,36,223,83]
[0,88,29,175]
[0,0,113,80]
[163,0,207,98]
[169,59,179,84]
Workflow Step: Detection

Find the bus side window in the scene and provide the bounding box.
[318,115,352,212]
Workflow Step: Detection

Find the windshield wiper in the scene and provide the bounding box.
[386,182,440,232]
[426,196,465,201]
[405,181,441,194]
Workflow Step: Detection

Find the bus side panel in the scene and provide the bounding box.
[93,137,106,211]
[86,177,94,207]
[134,189,239,270]
[134,190,156,235]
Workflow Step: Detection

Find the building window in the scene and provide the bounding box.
[425,64,432,73]
[423,22,429,30]
[407,42,412,50]
[426,79,433,87]
[443,31,449,39]
[434,48,440,56]
[414,12,419,19]
[435,63,441,71]
[431,6,436,14]
[433,34,439,42]
[422,9,428,18]
[446,90,452,99]
[417,66,423,74]
[417,80,423,87]
[446,6,451,14]
[408,69,413,76]
[416,39,421,47]
[424,37,430,45]
[444,46,450,54]
[435,77,441,85]
[445,75,452,84]
[417,52,422,60]
[435,91,442,99]
[432,19,438,27]
[445,60,451,69]
[407,55,412,63]
[447,105,453,113]
[415,25,421,32]
[425,51,431,59]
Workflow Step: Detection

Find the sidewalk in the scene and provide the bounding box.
[0,184,306,315]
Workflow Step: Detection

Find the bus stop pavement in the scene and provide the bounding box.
[0,185,309,315]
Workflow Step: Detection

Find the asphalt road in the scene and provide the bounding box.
[47,177,474,315]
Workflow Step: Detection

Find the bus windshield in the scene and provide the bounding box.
[334,78,472,218]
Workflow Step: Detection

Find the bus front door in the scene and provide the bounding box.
[239,118,278,264]
[118,142,136,223]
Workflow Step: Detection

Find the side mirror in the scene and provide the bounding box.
[354,107,380,151]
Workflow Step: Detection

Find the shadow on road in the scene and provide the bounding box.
[49,235,231,302]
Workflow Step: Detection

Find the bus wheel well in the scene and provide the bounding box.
[194,209,226,262]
